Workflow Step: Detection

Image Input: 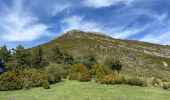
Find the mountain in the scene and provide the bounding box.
[37,30,170,81]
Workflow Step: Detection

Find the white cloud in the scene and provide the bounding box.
[61,15,102,33]
[110,28,144,39]
[52,3,71,16]
[82,0,136,8]
[0,0,51,42]
[135,10,168,22]
[140,31,170,45]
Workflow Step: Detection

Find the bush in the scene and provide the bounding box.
[0,71,23,91]
[68,64,91,82]
[78,70,92,82]
[22,68,47,89]
[100,75,126,85]
[127,77,147,87]
[100,74,115,84]
[45,63,64,84]
[42,80,50,89]
[104,57,122,75]
[92,64,113,82]
[151,78,160,87]
[0,68,52,91]
[111,75,126,85]
[162,82,170,89]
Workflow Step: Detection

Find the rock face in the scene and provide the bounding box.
[39,30,170,80]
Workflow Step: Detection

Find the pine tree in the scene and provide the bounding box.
[50,45,74,65]
[50,45,63,64]
[13,45,31,67]
[32,46,44,68]
[0,45,11,63]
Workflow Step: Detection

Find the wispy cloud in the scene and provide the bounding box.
[82,0,137,8]
[140,32,170,45]
[135,9,168,22]
[140,24,170,45]
[0,0,52,42]
[52,3,71,16]
[60,15,102,33]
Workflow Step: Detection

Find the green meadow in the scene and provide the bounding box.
[0,79,169,100]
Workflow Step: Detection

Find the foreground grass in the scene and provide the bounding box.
[0,79,169,100]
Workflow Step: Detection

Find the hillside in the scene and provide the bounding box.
[38,30,170,81]
[0,79,169,100]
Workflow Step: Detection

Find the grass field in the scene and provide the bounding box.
[0,79,169,100]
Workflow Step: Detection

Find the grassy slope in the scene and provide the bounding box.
[0,79,169,100]
[36,30,170,80]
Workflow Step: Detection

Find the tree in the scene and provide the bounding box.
[104,57,122,75]
[0,45,11,63]
[76,53,97,69]
[31,46,44,68]
[13,45,31,67]
[50,45,74,65]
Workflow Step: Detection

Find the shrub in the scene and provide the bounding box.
[111,75,126,85]
[42,80,50,89]
[151,78,160,87]
[162,82,170,89]
[100,75,126,85]
[0,67,56,91]
[22,68,48,89]
[104,57,122,75]
[100,74,115,84]
[92,64,113,82]
[0,71,23,91]
[68,64,91,82]
[127,77,147,87]
[78,70,92,82]
[45,63,64,84]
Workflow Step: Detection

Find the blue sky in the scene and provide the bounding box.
[0,0,170,48]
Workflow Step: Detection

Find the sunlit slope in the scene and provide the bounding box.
[38,30,170,80]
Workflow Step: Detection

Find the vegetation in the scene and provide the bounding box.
[127,77,147,87]
[162,82,170,89]
[0,70,23,91]
[12,45,31,68]
[0,30,170,99]
[76,53,97,69]
[31,46,46,68]
[104,56,122,75]
[49,45,74,65]
[68,64,91,82]
[38,30,170,81]
[92,64,113,82]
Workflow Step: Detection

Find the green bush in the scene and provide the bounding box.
[127,77,147,87]
[68,64,92,82]
[100,74,115,84]
[42,80,50,89]
[45,63,64,84]
[0,68,52,91]
[0,71,23,91]
[22,68,46,89]
[99,75,126,85]
[92,64,113,82]
[162,82,170,89]
[111,75,126,85]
